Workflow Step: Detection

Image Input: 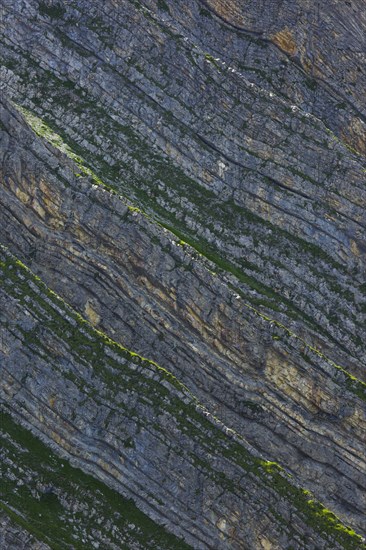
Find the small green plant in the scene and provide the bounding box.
[38,2,66,19]
[305,77,317,91]
[200,8,212,17]
[157,0,169,13]
[204,54,220,69]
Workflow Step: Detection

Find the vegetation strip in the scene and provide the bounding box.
[1,247,365,548]
[0,411,191,549]
[6,104,366,402]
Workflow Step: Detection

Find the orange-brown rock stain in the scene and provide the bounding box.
[271,29,297,56]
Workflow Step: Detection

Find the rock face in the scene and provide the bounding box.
[203,0,366,149]
[1,242,364,550]
[0,513,51,550]
[0,1,365,548]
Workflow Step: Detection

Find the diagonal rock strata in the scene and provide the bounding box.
[1,245,365,549]
[1,96,366,543]
[1,0,366,547]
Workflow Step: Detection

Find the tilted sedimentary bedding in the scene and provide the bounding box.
[1,0,366,548]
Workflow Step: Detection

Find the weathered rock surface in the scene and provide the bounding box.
[1,94,366,548]
[1,244,365,549]
[1,0,365,374]
[0,0,366,548]
[0,512,51,550]
[203,0,366,144]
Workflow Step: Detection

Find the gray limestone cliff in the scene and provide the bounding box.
[0,1,366,548]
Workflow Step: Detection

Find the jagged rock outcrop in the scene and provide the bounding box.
[1,0,366,548]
